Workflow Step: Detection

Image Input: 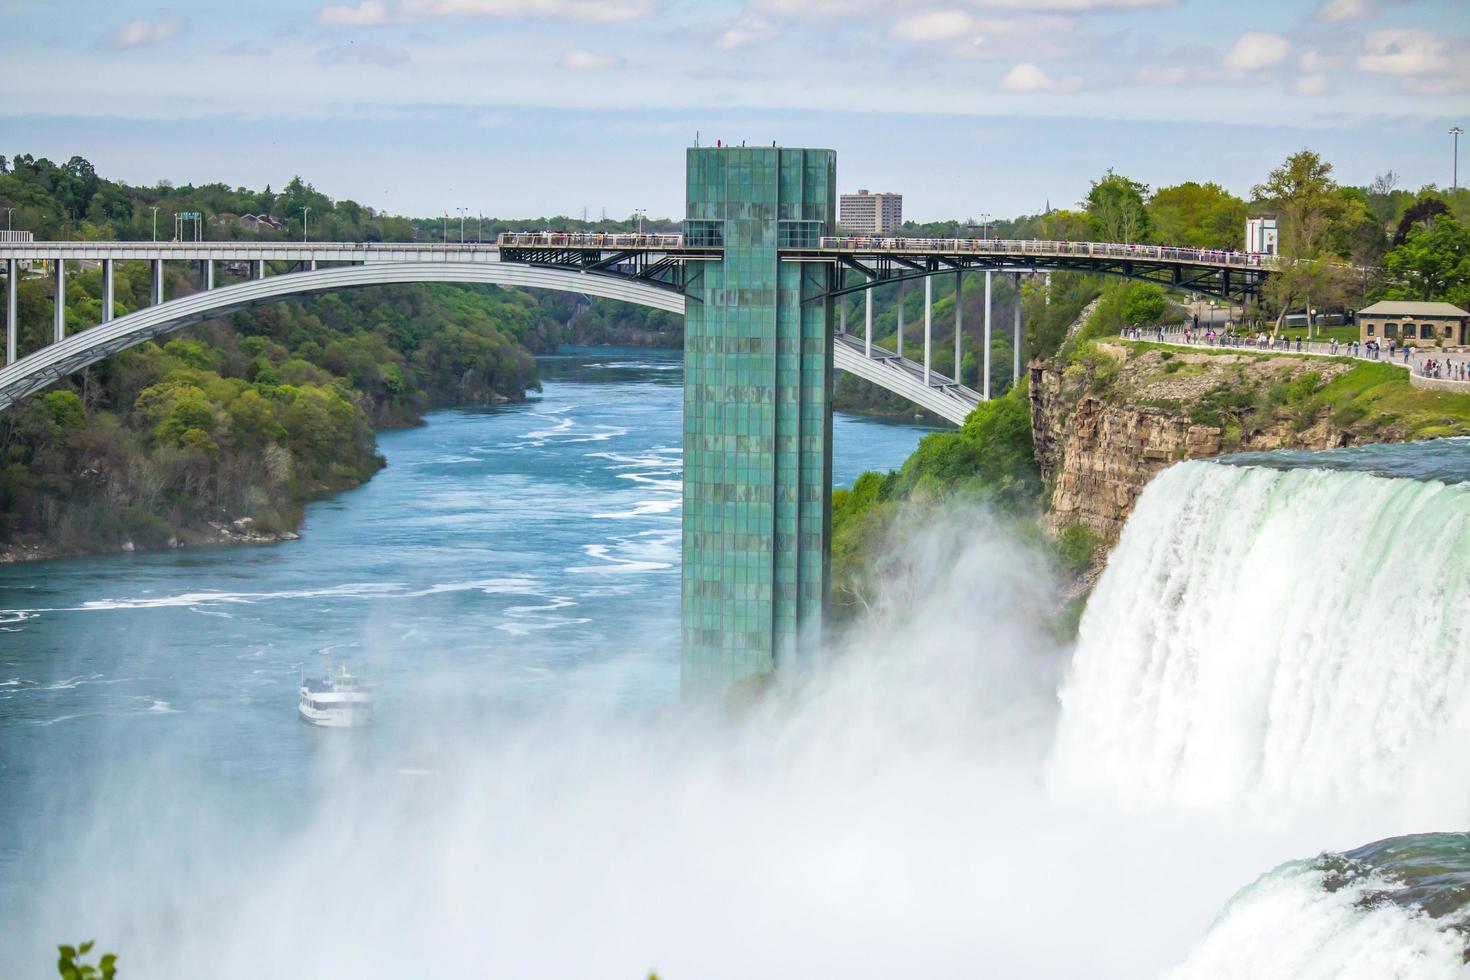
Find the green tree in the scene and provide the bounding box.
[1121,283,1168,326]
[1383,212,1470,308]
[1251,150,1343,259]
[1086,170,1152,244]
[56,940,116,980]
[1253,150,1358,330]
[1149,181,1249,250]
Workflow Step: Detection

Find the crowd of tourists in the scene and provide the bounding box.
[1122,323,1470,385]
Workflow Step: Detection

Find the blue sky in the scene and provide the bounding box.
[2,0,1466,221]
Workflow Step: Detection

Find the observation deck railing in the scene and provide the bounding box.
[497,232,686,249]
[815,237,1281,270]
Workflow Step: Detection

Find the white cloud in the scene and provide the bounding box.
[317,1,391,26]
[893,10,977,42]
[965,0,1172,7]
[1355,29,1450,76]
[718,16,777,49]
[1299,49,1330,71]
[559,48,624,70]
[1294,74,1328,96]
[999,61,1079,92]
[1223,31,1289,70]
[105,17,185,48]
[399,0,650,20]
[1316,0,1376,21]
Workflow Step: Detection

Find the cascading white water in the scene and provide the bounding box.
[1052,455,1470,807]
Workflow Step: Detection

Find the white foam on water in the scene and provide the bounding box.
[566,543,672,574]
[1165,860,1467,980]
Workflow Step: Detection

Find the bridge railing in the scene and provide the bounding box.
[816,236,1280,270]
[498,232,685,249]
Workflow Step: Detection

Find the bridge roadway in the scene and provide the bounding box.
[0,230,1276,418]
[0,245,982,423]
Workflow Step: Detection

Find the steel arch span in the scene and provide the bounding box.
[0,262,684,413]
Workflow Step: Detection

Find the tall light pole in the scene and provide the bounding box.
[981,212,992,240]
[1453,126,1464,193]
[2,207,12,232]
[151,206,159,242]
[478,212,484,243]
[458,207,466,243]
[301,206,310,242]
[636,208,646,236]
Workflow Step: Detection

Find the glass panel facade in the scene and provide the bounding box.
[682,146,836,695]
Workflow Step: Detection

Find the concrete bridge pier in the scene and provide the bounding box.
[955,269,963,387]
[1013,273,1023,385]
[983,270,992,400]
[202,259,214,291]
[923,273,933,384]
[53,258,65,343]
[150,259,164,306]
[102,259,115,323]
[864,276,873,357]
[897,279,905,358]
[4,259,15,365]
[253,259,266,280]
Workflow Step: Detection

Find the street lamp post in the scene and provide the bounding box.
[1453,126,1464,193]
[636,208,645,236]
[301,206,310,242]
[151,206,159,242]
[459,207,466,243]
[478,212,484,243]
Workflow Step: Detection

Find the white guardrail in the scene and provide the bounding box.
[495,231,1280,270]
[498,232,685,249]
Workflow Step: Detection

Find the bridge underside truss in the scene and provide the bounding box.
[817,252,1266,302]
[497,244,720,293]
[496,246,1268,302]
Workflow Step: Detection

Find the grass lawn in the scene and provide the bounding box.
[1275,325,1360,344]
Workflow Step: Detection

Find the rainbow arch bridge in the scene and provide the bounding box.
[0,146,1278,692]
[0,233,1272,421]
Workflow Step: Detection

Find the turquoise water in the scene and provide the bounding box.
[0,348,933,949]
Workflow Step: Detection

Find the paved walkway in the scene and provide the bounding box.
[1126,328,1470,390]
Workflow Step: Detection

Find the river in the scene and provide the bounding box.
[5,354,1470,978]
[0,348,934,968]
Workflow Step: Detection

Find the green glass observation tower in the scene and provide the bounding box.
[681,146,836,695]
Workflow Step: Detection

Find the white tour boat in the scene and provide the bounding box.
[298,656,373,727]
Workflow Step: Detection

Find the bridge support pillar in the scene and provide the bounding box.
[897,279,905,358]
[923,273,932,385]
[838,274,847,335]
[53,258,65,344]
[309,259,318,271]
[5,259,15,365]
[203,259,214,291]
[254,259,265,280]
[151,259,164,306]
[102,259,114,323]
[954,269,963,386]
[864,276,873,357]
[983,270,992,400]
[1013,273,1023,385]
[681,145,834,696]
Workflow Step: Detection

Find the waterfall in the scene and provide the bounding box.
[1051,451,1470,807]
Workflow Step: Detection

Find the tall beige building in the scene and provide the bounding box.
[839,189,902,234]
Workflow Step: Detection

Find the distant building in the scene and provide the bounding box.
[1245,215,1278,256]
[238,213,284,232]
[1357,301,1470,346]
[839,189,902,235]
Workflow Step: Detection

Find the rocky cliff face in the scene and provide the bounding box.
[1029,342,1367,547]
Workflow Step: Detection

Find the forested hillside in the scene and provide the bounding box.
[0,156,565,560]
